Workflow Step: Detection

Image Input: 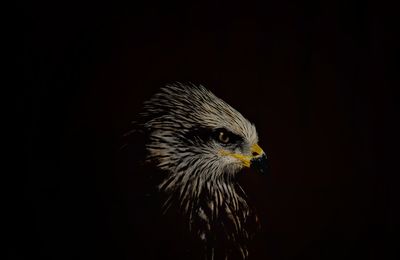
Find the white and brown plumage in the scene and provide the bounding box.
[135,83,267,260]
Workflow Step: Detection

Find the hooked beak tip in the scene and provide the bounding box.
[250,153,268,175]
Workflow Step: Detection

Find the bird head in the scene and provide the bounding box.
[139,83,267,186]
[137,83,267,258]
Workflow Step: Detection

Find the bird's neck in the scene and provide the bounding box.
[160,172,257,259]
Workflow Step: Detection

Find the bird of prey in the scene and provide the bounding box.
[131,83,267,260]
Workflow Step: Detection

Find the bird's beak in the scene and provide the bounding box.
[221,143,268,174]
[249,144,268,175]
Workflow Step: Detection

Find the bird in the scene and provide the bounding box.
[127,83,268,260]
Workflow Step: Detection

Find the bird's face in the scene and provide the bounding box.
[213,128,267,175]
[183,124,267,180]
[139,83,267,182]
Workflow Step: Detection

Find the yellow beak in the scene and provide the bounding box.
[221,143,265,168]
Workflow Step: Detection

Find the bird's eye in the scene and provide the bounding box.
[218,131,230,144]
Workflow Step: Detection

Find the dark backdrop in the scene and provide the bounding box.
[14,1,396,260]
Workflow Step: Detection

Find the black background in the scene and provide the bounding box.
[14,1,397,259]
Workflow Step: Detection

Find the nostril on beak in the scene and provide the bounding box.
[251,143,264,157]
